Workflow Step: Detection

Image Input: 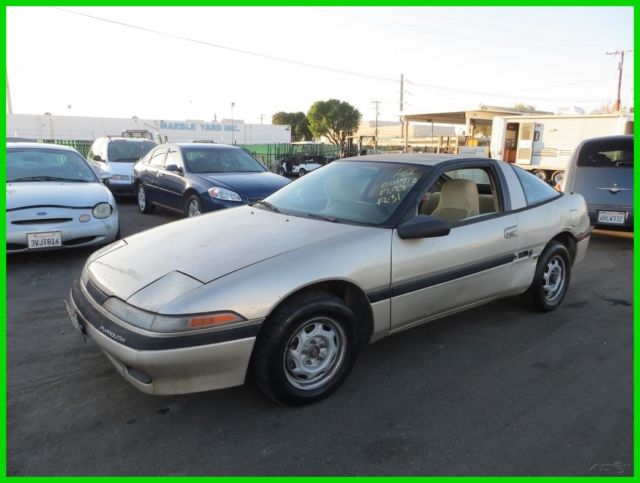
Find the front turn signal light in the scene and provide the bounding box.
[188,312,244,328]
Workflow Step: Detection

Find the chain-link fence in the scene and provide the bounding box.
[40,139,93,158]
[33,139,342,168]
[239,143,340,170]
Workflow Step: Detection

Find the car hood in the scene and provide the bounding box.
[193,172,289,199]
[87,206,365,303]
[6,181,111,210]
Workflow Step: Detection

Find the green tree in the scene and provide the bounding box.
[271,111,312,142]
[307,99,362,146]
[513,102,537,112]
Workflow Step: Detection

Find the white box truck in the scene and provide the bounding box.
[490,113,633,184]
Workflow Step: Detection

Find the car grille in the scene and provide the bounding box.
[12,218,73,225]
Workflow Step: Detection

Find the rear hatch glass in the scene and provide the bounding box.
[574,138,633,207]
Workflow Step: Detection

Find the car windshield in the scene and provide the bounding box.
[7,148,98,183]
[107,140,157,163]
[182,147,266,173]
[263,161,429,226]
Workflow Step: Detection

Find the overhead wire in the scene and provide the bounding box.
[53,7,631,105]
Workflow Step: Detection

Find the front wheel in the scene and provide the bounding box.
[298,168,307,177]
[252,292,358,406]
[184,194,202,217]
[278,167,286,176]
[137,184,155,214]
[520,241,571,312]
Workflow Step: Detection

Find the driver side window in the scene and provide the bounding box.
[417,166,501,224]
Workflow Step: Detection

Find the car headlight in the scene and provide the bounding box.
[92,202,113,219]
[102,297,246,333]
[208,187,242,202]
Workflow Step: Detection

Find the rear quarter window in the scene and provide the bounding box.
[577,138,633,168]
[512,166,560,206]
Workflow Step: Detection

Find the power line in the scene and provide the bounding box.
[333,8,605,56]
[53,8,630,106]
[54,7,398,84]
[405,78,608,103]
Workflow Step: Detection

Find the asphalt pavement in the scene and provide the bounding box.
[6,199,633,476]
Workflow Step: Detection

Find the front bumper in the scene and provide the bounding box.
[67,278,260,395]
[106,178,135,196]
[7,207,119,253]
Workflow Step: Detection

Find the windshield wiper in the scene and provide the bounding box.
[252,200,281,213]
[112,157,141,163]
[9,176,89,183]
[306,213,338,223]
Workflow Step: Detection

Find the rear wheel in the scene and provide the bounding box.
[184,194,202,217]
[298,168,307,177]
[521,241,571,312]
[278,166,286,176]
[252,292,358,406]
[533,170,548,182]
[137,184,155,214]
[551,171,564,186]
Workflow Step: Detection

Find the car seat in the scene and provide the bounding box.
[431,179,479,223]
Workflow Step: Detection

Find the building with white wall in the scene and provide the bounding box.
[6,113,291,144]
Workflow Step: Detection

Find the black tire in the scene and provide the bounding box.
[278,167,286,176]
[298,168,307,177]
[252,292,359,406]
[136,183,155,214]
[184,194,202,217]
[520,241,571,312]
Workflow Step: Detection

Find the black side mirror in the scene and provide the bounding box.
[93,154,104,162]
[165,164,183,174]
[397,215,450,239]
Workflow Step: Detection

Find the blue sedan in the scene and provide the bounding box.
[133,143,290,217]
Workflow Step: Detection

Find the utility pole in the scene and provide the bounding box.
[400,74,407,152]
[259,113,265,125]
[371,100,380,149]
[6,70,13,114]
[606,49,633,111]
[230,102,235,145]
[400,74,404,114]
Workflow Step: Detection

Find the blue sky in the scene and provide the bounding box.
[6,7,634,123]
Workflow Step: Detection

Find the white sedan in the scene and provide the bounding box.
[7,143,119,253]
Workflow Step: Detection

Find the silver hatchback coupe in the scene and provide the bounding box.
[67,154,590,405]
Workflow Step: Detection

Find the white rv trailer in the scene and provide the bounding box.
[490,113,634,184]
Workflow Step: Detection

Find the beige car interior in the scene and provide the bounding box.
[420,178,499,223]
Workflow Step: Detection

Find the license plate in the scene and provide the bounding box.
[27,231,62,249]
[597,211,626,225]
[64,300,86,342]
[110,174,130,181]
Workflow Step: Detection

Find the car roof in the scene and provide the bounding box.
[6,142,78,152]
[171,143,240,149]
[340,153,491,167]
[103,137,156,142]
[579,134,634,145]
